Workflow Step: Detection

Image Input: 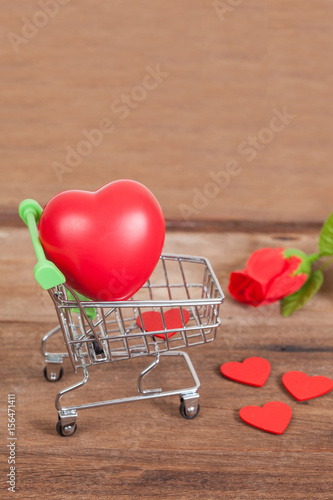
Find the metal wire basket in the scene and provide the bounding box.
[49,254,223,370]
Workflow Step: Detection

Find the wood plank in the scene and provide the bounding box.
[0,207,324,233]
[1,228,333,498]
[1,227,332,322]
[1,1,333,224]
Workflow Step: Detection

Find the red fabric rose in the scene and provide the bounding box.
[229,248,309,307]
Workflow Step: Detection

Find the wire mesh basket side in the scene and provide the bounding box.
[48,254,224,371]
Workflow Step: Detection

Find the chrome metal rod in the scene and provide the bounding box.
[55,367,89,411]
[137,351,162,394]
[57,351,200,413]
[41,325,69,359]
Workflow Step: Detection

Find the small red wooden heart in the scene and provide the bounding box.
[220,357,271,387]
[136,309,190,339]
[239,401,292,435]
[282,371,333,401]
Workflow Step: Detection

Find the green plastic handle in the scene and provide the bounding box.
[18,199,66,290]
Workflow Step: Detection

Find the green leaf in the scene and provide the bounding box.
[281,270,324,317]
[319,212,333,256]
[283,248,312,275]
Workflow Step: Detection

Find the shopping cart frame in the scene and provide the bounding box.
[19,199,224,437]
[42,324,203,437]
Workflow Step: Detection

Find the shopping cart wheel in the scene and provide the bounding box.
[56,419,77,437]
[92,340,104,356]
[43,365,64,382]
[179,398,200,419]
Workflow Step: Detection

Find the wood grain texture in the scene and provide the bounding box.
[1,228,333,499]
[1,1,333,224]
[1,1,333,497]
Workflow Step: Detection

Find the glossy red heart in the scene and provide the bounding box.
[38,180,165,301]
[136,309,190,339]
[282,371,333,401]
[239,401,292,435]
[220,357,271,387]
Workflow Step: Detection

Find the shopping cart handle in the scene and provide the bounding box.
[18,199,66,290]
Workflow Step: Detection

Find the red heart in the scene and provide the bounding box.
[38,180,165,301]
[239,401,292,435]
[282,371,333,401]
[136,309,190,339]
[220,357,271,387]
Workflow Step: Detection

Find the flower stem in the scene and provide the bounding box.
[307,253,321,263]
[319,257,333,272]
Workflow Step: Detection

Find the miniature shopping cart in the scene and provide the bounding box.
[19,199,224,437]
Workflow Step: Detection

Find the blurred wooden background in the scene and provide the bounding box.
[1,0,332,226]
[1,1,333,499]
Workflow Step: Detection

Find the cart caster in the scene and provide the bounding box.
[56,411,78,437]
[179,395,200,419]
[43,365,63,382]
[56,420,77,437]
[92,340,104,356]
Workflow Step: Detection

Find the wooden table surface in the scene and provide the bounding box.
[1,1,333,499]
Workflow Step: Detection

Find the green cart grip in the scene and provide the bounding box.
[18,199,66,290]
